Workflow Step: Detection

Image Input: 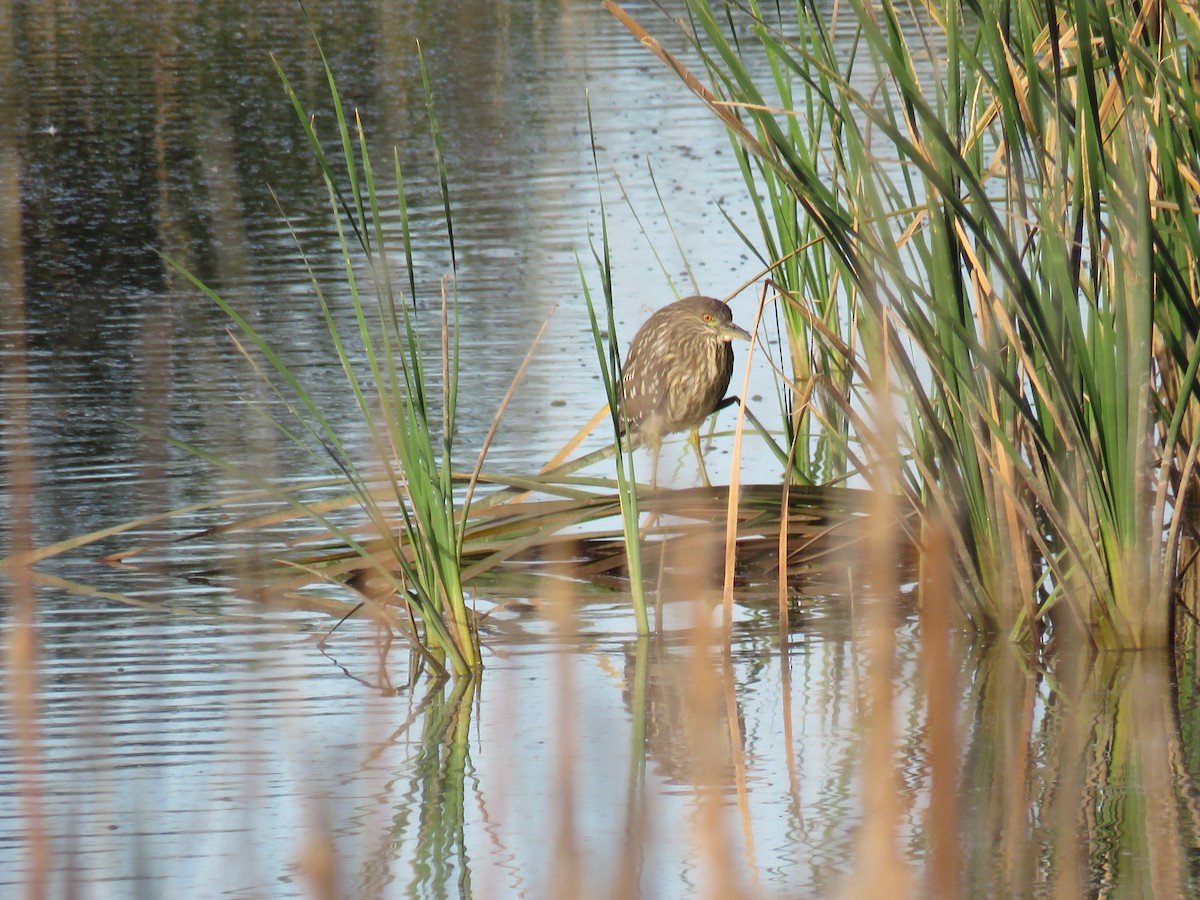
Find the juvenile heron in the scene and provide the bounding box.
[620,295,752,487]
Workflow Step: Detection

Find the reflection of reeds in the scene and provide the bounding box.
[917,521,959,897]
[658,512,755,896]
[1,7,49,879]
[953,641,1198,897]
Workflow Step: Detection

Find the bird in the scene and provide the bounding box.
[619,295,752,487]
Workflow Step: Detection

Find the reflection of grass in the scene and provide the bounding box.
[612,0,1200,647]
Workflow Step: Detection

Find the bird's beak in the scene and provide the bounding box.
[718,322,752,343]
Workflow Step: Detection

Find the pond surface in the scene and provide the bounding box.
[3,1,1200,897]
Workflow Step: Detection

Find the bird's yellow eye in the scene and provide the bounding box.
[703,313,713,323]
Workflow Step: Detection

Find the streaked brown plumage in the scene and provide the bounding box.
[619,295,752,486]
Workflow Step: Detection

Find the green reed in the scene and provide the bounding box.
[171,43,481,676]
[613,0,1200,647]
[281,45,480,672]
[582,95,651,636]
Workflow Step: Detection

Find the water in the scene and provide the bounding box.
[3,0,1200,896]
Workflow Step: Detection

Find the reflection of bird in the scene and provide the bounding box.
[620,295,752,487]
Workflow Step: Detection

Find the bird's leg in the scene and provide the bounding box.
[640,435,664,535]
[649,434,662,489]
[689,427,711,488]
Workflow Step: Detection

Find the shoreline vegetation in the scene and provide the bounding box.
[608,0,1200,649]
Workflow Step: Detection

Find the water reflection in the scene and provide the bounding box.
[5,0,778,538]
[7,568,1200,893]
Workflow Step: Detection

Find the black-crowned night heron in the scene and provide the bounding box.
[620,295,752,487]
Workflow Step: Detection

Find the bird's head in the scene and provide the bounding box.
[689,297,752,344]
